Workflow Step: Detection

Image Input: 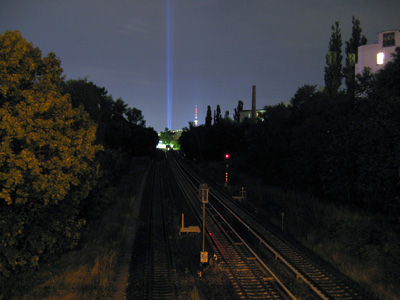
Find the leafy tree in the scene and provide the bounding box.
[126,107,145,127]
[205,105,212,126]
[160,127,173,145]
[343,16,367,97]
[179,124,206,160]
[355,67,375,99]
[324,21,343,96]
[61,79,158,156]
[349,96,400,210]
[0,31,101,279]
[289,84,318,126]
[61,78,114,145]
[224,110,230,119]
[373,47,400,99]
[234,100,243,121]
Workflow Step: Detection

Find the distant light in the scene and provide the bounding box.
[377,52,384,65]
[225,154,229,159]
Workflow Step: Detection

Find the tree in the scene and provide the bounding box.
[355,67,375,99]
[324,21,343,96]
[234,100,244,121]
[0,31,101,280]
[205,105,212,126]
[61,79,157,157]
[126,107,145,127]
[343,16,367,97]
[160,127,173,145]
[373,47,400,99]
[214,105,221,124]
[61,78,114,145]
[224,110,230,120]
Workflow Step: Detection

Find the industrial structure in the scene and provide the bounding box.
[239,85,266,122]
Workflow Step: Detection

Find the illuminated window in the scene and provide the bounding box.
[383,32,395,47]
[377,52,384,65]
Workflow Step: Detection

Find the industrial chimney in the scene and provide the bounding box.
[251,85,256,121]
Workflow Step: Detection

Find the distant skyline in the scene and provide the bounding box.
[1,0,399,132]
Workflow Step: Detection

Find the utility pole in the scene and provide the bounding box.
[199,183,209,264]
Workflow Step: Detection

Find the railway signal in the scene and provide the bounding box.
[224,153,229,187]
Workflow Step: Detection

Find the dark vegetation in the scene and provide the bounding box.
[179,20,400,299]
[0,31,158,298]
[180,22,400,221]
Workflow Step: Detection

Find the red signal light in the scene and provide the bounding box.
[225,154,229,159]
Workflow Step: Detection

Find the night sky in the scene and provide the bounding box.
[1,0,399,132]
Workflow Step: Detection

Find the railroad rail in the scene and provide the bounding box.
[172,153,370,300]
[144,163,176,300]
[169,155,294,299]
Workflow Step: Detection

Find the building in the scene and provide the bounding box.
[239,109,266,122]
[356,30,400,74]
[237,85,266,122]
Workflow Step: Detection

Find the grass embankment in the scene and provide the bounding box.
[14,157,150,300]
[196,160,400,300]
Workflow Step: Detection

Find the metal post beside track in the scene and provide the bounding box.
[199,183,209,264]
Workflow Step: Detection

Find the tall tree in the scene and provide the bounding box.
[214,105,221,124]
[234,100,244,121]
[0,31,101,279]
[324,21,343,96]
[205,105,212,126]
[343,16,367,97]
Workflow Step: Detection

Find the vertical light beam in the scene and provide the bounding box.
[166,0,173,130]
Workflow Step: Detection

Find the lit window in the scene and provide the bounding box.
[377,52,384,65]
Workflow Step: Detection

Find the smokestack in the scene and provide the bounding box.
[251,85,256,121]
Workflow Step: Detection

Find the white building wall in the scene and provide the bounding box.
[356,30,400,74]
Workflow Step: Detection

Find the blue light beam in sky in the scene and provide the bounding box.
[166,0,173,130]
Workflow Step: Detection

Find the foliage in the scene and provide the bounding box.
[233,100,243,122]
[343,16,367,97]
[0,31,101,285]
[159,127,180,149]
[180,119,244,162]
[160,127,174,145]
[61,78,159,157]
[205,105,212,126]
[180,44,400,219]
[12,157,150,300]
[214,104,221,124]
[324,21,343,96]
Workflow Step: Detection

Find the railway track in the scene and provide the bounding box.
[144,162,176,300]
[208,212,287,299]
[172,153,371,300]
[169,155,294,299]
